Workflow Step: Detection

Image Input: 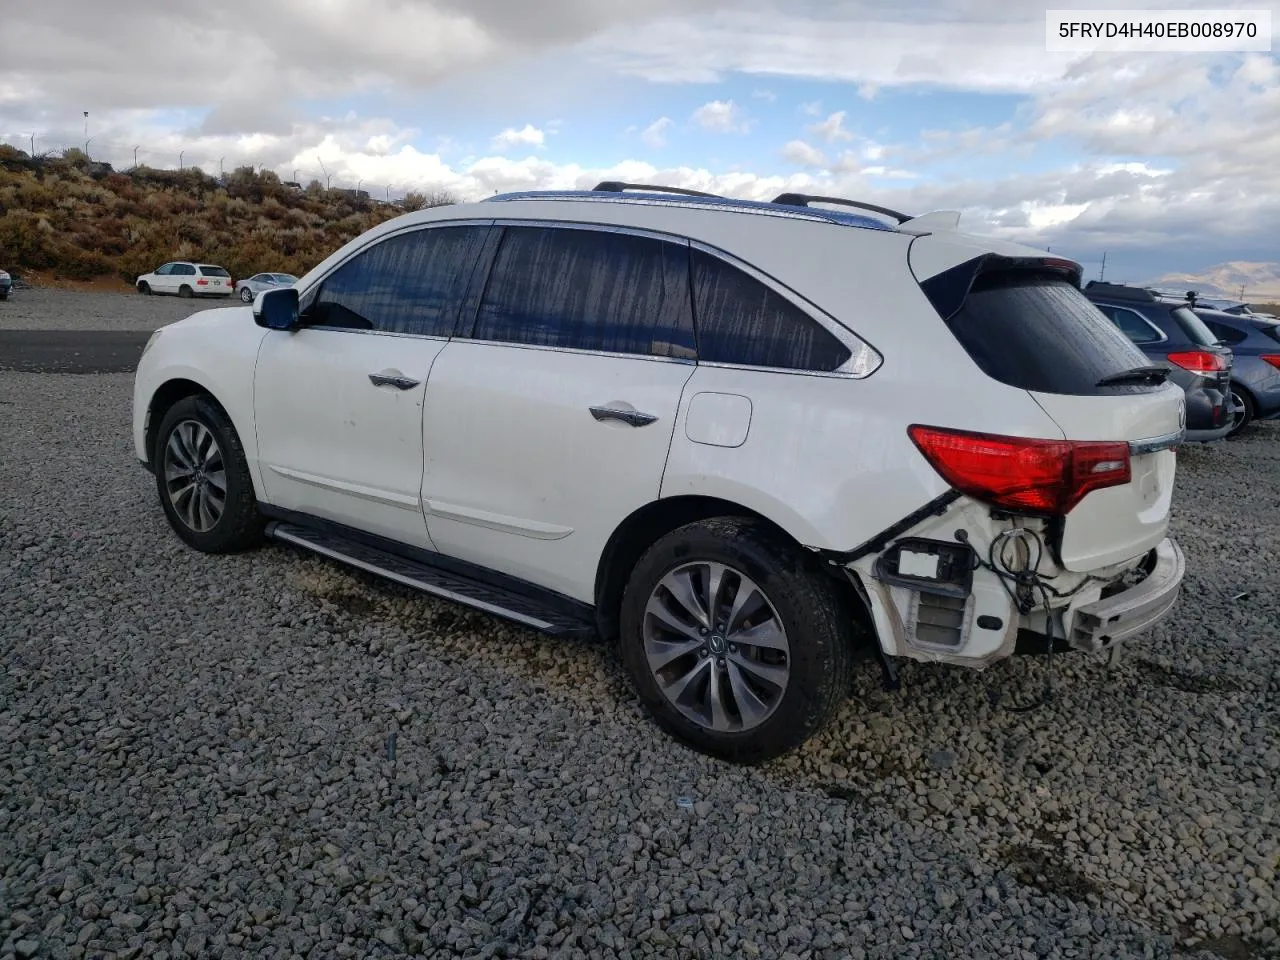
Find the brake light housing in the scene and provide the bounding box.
[1261,354,1280,371]
[1166,350,1226,376]
[908,425,1132,516]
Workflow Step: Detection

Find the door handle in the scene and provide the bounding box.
[368,372,420,390]
[589,405,658,427]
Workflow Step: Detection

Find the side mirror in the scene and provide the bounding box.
[254,287,300,330]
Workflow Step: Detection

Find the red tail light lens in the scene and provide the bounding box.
[1261,354,1280,371]
[196,278,209,285]
[1167,350,1226,375]
[908,425,1132,516]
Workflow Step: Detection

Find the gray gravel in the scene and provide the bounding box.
[0,288,234,331]
[2,316,1279,958]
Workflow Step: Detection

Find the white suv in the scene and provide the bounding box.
[136,261,234,298]
[132,183,1187,762]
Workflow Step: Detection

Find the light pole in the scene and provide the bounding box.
[29,133,35,155]
[356,178,363,196]
[219,156,225,179]
[317,157,330,190]
[84,137,93,160]
[133,145,139,168]
[83,111,88,153]
[179,150,184,171]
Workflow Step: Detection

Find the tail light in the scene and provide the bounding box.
[908,425,1131,516]
[1167,350,1227,376]
[196,278,209,286]
[1262,354,1280,371]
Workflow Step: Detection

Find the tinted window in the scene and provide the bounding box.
[690,248,852,371]
[175,264,196,276]
[472,226,695,359]
[1202,319,1247,346]
[932,270,1156,396]
[1098,305,1163,344]
[154,264,172,275]
[199,265,230,277]
[309,225,488,335]
[1171,306,1221,347]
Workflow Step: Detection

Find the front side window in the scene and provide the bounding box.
[154,264,173,275]
[307,225,489,335]
[1097,305,1163,344]
[471,225,696,359]
[689,248,853,371]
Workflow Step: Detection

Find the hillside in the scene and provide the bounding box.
[1140,261,1280,304]
[0,146,454,286]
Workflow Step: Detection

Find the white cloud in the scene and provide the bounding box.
[782,140,828,168]
[691,99,752,134]
[857,83,879,101]
[641,116,673,148]
[799,101,823,116]
[751,89,777,102]
[810,110,854,143]
[490,124,545,152]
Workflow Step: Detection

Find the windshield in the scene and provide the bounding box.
[1171,306,1221,347]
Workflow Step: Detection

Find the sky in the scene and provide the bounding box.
[1,0,1277,287]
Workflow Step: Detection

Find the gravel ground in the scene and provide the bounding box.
[0,288,234,331]
[2,363,1278,958]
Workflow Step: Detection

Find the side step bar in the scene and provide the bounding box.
[264,521,595,638]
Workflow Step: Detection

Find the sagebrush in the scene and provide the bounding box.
[0,146,456,284]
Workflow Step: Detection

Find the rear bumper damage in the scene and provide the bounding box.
[1064,538,1184,653]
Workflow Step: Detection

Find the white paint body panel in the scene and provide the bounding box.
[252,328,444,550]
[420,341,695,602]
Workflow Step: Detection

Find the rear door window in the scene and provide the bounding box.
[470,225,696,359]
[926,269,1156,396]
[689,248,852,371]
[307,224,489,335]
[1172,306,1222,347]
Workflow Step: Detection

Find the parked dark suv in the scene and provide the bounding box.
[1192,306,1280,436]
[1084,281,1233,442]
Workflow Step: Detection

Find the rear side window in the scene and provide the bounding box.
[199,265,230,277]
[1203,319,1248,346]
[928,269,1155,396]
[690,248,852,371]
[1172,306,1222,347]
[1096,305,1163,344]
[309,225,488,336]
[471,226,696,359]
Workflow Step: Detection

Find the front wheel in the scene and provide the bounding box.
[137,282,151,295]
[240,287,254,303]
[618,517,855,764]
[153,395,263,553]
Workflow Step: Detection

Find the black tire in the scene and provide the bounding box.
[240,286,255,303]
[179,284,193,299]
[618,517,855,764]
[1227,386,1255,438]
[153,394,263,553]
[137,281,151,295]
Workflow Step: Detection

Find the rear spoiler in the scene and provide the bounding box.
[918,254,1084,322]
[898,210,962,234]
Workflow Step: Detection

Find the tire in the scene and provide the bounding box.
[179,284,193,299]
[1227,386,1255,438]
[137,282,151,295]
[618,517,855,764]
[153,394,263,554]
[240,287,255,303]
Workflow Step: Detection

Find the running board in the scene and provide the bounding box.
[264,521,595,637]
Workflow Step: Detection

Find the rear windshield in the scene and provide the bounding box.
[1171,306,1221,347]
[929,270,1158,396]
[199,265,231,277]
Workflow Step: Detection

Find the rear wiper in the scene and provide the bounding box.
[1096,365,1171,387]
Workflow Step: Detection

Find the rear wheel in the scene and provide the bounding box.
[618,517,855,763]
[154,395,263,553]
[179,284,193,299]
[1228,386,1255,437]
[137,281,151,295]
[240,286,255,303]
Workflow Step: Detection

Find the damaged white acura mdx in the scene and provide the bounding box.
[132,182,1187,762]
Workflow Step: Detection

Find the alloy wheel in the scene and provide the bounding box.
[162,419,227,533]
[642,561,791,733]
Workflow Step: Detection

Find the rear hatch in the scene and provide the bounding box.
[198,265,231,291]
[1169,304,1232,396]
[912,247,1183,572]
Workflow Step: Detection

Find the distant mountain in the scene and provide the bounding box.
[1137,262,1280,303]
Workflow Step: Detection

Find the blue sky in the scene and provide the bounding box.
[1,0,1278,293]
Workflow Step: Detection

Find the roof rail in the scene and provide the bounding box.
[771,192,913,224]
[593,181,722,199]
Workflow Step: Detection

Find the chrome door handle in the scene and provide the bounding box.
[589,405,658,427]
[368,373,420,390]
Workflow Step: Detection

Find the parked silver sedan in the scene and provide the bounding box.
[234,272,298,304]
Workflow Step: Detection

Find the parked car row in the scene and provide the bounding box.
[135,262,296,303]
[0,268,11,300]
[1084,280,1280,439]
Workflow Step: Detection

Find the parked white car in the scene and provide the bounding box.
[234,272,298,304]
[136,261,234,298]
[132,183,1188,761]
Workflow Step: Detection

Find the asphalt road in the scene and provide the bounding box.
[0,330,151,373]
